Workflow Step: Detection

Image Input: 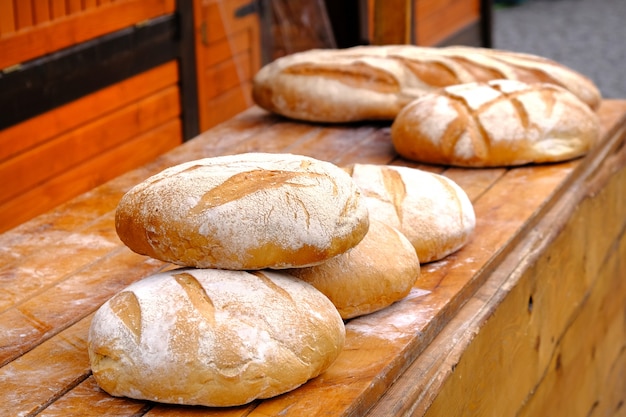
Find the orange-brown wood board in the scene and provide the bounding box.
[0,61,182,233]
[0,0,176,70]
[1,100,625,416]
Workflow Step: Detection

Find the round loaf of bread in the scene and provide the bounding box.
[287,219,420,319]
[344,164,475,263]
[115,153,369,269]
[88,268,345,407]
[391,79,600,167]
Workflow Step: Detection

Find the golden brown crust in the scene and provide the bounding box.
[88,268,346,407]
[252,45,601,123]
[115,153,369,269]
[287,219,420,319]
[391,79,601,167]
[346,164,476,263]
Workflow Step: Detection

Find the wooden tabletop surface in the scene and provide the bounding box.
[2,100,626,417]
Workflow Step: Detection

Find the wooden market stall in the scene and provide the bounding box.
[1,98,625,416]
[0,0,491,233]
[3,1,625,415]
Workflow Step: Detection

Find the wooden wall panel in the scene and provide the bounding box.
[0,0,175,70]
[0,62,182,233]
[415,0,480,46]
[193,0,261,132]
[0,1,16,35]
[370,0,482,46]
[0,62,179,163]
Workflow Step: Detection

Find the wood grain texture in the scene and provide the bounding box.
[0,119,182,233]
[193,0,261,132]
[0,61,178,162]
[0,61,181,233]
[0,101,625,416]
[366,100,626,417]
[372,0,412,45]
[0,0,175,70]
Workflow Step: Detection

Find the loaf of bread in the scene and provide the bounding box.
[88,268,345,407]
[115,153,369,270]
[391,79,601,167]
[344,164,475,263]
[251,45,601,123]
[287,219,420,319]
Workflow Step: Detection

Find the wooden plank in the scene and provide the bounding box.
[14,0,33,31]
[200,0,258,44]
[83,0,98,9]
[0,85,181,205]
[519,223,626,416]
[201,27,252,68]
[0,0,175,70]
[33,0,51,24]
[194,0,261,132]
[66,0,82,13]
[0,119,182,233]
[372,0,412,45]
[199,82,254,130]
[203,51,252,101]
[1,102,625,417]
[423,155,626,416]
[0,61,179,162]
[415,0,479,46]
[0,317,93,417]
[0,246,171,368]
[146,403,256,417]
[37,377,150,417]
[366,103,626,416]
[0,0,16,35]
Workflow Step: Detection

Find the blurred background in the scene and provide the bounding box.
[493,0,626,99]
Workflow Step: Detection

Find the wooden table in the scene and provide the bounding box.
[2,100,626,417]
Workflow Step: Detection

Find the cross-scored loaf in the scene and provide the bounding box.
[391,79,600,167]
[88,268,345,407]
[344,163,476,263]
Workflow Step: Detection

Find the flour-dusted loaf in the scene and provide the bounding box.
[391,79,601,167]
[344,164,475,263]
[88,268,345,407]
[252,45,601,123]
[287,219,420,319]
[115,153,369,270]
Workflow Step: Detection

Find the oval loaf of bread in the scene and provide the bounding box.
[88,268,346,407]
[252,45,601,123]
[115,153,369,270]
[345,164,475,263]
[287,219,420,319]
[391,79,600,167]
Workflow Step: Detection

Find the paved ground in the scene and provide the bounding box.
[492,0,626,99]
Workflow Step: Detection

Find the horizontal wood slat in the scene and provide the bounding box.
[0,85,181,205]
[0,60,182,234]
[203,52,252,101]
[0,119,182,233]
[201,82,254,130]
[1,102,625,416]
[0,0,175,70]
[0,61,179,163]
